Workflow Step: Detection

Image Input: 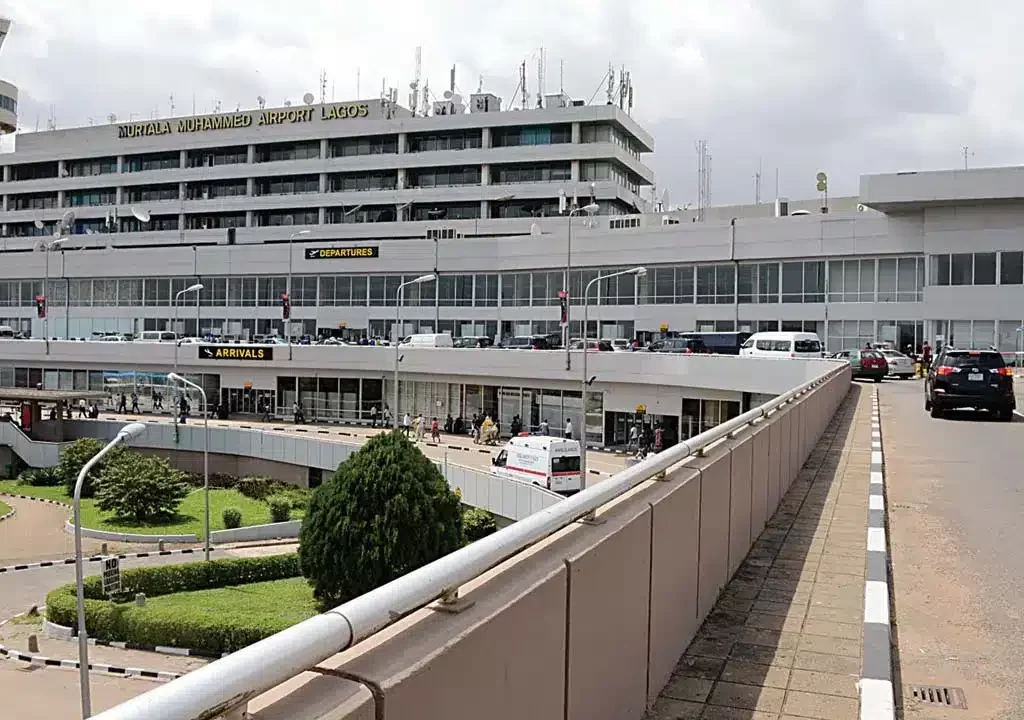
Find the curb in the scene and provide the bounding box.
[0,505,14,523]
[0,492,70,508]
[42,617,226,660]
[0,547,206,575]
[0,642,182,682]
[859,386,896,719]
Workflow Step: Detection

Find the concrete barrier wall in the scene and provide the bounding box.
[63,519,198,544]
[247,365,852,720]
[210,520,302,545]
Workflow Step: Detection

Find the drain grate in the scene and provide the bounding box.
[907,685,968,709]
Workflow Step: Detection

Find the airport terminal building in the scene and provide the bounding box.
[1,95,1023,356]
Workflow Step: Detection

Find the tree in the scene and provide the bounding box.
[94,452,191,522]
[299,431,464,609]
[462,507,498,543]
[58,438,129,499]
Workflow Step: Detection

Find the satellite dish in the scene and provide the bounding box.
[302,93,315,105]
[131,206,151,223]
[451,94,463,105]
[60,210,76,228]
[443,90,453,100]
[33,219,44,230]
[284,100,292,107]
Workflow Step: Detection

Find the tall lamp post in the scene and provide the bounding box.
[286,229,311,359]
[39,236,66,354]
[393,274,437,428]
[74,422,147,719]
[168,372,211,562]
[172,284,203,424]
[564,202,600,371]
[580,266,646,519]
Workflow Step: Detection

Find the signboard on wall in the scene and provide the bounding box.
[305,246,379,260]
[198,345,274,361]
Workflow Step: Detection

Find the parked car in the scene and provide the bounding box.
[502,335,554,350]
[830,349,889,382]
[924,348,1015,421]
[569,339,614,352]
[647,337,708,354]
[878,349,915,379]
[454,335,494,349]
[740,331,823,358]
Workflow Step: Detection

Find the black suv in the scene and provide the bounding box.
[924,348,1016,421]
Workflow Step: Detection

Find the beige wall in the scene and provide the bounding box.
[247,368,851,720]
[135,448,308,488]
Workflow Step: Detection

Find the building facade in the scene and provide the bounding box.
[0,101,1022,358]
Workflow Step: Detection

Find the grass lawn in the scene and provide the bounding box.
[140,576,317,630]
[0,480,303,537]
[0,499,10,517]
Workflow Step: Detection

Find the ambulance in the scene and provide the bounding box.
[491,435,583,495]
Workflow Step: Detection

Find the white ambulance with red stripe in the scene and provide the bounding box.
[491,434,583,495]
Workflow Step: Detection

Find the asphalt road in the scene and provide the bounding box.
[881,379,1024,718]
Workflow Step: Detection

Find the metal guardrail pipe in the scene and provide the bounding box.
[92,365,844,720]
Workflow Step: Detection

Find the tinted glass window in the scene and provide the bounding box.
[944,351,1005,369]
[552,455,580,473]
[756,339,791,352]
[794,340,821,353]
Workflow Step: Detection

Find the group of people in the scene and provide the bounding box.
[628,423,666,459]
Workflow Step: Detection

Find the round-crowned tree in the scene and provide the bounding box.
[58,437,129,499]
[299,431,464,609]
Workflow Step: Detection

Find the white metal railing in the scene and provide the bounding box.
[91,364,847,720]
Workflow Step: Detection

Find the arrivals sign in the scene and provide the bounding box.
[198,345,274,361]
[305,246,379,260]
[118,102,373,139]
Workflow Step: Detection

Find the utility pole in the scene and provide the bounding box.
[962,146,974,170]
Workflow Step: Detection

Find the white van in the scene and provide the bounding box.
[137,330,178,343]
[491,435,582,495]
[740,331,823,359]
[399,333,454,348]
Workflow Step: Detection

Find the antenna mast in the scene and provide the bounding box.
[409,46,422,116]
[696,140,712,222]
[536,47,545,108]
[520,60,528,110]
[755,157,762,204]
[319,69,327,104]
[606,63,614,104]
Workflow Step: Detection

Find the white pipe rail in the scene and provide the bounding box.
[92,365,846,720]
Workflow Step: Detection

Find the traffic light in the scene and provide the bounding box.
[558,290,568,326]
[280,292,291,320]
[35,295,46,319]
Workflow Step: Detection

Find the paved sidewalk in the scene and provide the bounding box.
[647,383,871,719]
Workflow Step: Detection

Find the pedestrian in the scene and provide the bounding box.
[654,424,664,453]
[292,401,304,424]
[564,417,573,439]
[78,398,87,419]
[382,405,392,428]
[402,411,412,436]
[415,413,425,441]
[117,393,127,413]
[629,424,639,453]
[369,404,378,428]
[539,418,549,436]
[130,392,140,414]
[431,416,440,442]
[260,399,273,422]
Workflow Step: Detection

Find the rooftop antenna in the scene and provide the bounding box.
[214,99,222,113]
[319,69,327,104]
[605,63,614,105]
[755,157,762,204]
[627,71,634,115]
[559,59,565,96]
[47,105,56,131]
[356,67,360,98]
[476,74,483,93]
[257,95,266,109]
[619,66,626,110]
[520,60,528,111]
[536,47,545,108]
[421,79,431,117]
[696,140,712,222]
[449,65,456,95]
[409,46,422,117]
[962,145,974,170]
[169,94,175,116]
[107,113,117,124]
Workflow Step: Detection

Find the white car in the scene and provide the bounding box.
[879,350,915,379]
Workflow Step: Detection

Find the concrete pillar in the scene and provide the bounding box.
[571,160,580,182]
[319,172,327,193]
[481,164,490,186]
[318,207,326,224]
[245,210,254,227]
[397,168,406,190]
[398,133,407,154]
[179,182,186,201]
[571,122,581,143]
[2,165,8,182]
[246,178,255,196]
[480,200,489,219]
[247,145,255,163]
[179,150,187,168]
[115,187,123,205]
[320,138,329,159]
[117,156,124,173]
[481,127,491,149]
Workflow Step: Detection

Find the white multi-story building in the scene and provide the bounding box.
[0,88,1022,359]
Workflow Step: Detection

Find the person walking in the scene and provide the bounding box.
[402,411,412,437]
[78,398,87,419]
[369,404,378,428]
[431,417,441,442]
[539,418,550,436]
[117,393,127,413]
[415,412,425,442]
[130,391,140,414]
[382,405,392,429]
[564,417,573,440]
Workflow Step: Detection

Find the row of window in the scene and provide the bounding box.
[6,123,633,182]
[0,94,16,114]
[930,251,1024,286]
[0,257,929,310]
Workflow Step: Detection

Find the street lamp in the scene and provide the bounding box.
[564,202,600,371]
[286,230,311,359]
[168,372,211,562]
[74,421,146,719]
[39,236,66,353]
[393,274,437,428]
[580,266,646,517]
[172,284,203,425]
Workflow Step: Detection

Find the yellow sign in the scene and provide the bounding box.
[243,381,253,390]
[659,323,669,332]
[455,488,463,500]
[305,246,379,260]
[635,404,647,415]
[118,102,371,140]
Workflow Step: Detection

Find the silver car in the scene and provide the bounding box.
[879,350,916,379]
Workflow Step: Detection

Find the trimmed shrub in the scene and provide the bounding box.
[58,438,128,498]
[19,467,63,487]
[222,507,243,529]
[268,496,291,523]
[299,431,464,609]
[462,507,498,543]
[236,476,276,501]
[94,453,190,522]
[45,554,302,654]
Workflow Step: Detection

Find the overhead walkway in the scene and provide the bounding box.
[90,364,853,720]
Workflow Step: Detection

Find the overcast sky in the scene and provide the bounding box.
[0,0,1019,205]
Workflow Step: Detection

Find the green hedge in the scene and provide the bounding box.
[46,554,301,654]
